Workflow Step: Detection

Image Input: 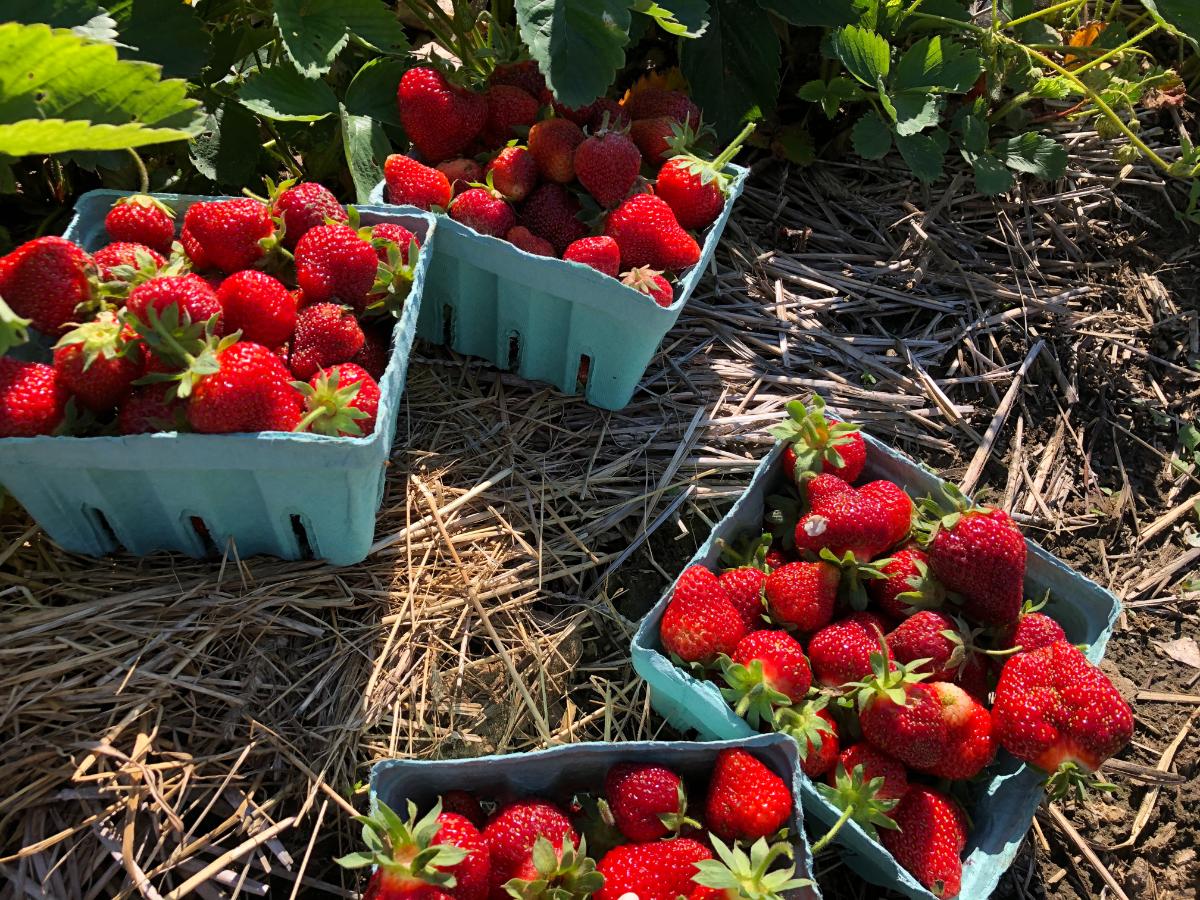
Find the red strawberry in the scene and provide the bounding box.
[440,791,486,829]
[437,159,484,198]
[290,302,366,381]
[449,188,516,238]
[216,270,296,348]
[660,565,747,664]
[924,487,1026,627]
[481,85,539,147]
[1000,607,1066,653]
[93,242,165,281]
[0,358,67,436]
[860,480,915,546]
[295,224,380,312]
[504,836,601,900]
[482,801,576,898]
[855,656,949,772]
[763,560,839,632]
[595,838,711,900]
[621,267,673,307]
[485,146,538,203]
[604,763,692,842]
[630,117,686,163]
[808,612,890,687]
[654,121,753,231]
[296,363,380,437]
[923,683,995,779]
[769,396,866,483]
[528,118,585,183]
[777,697,840,778]
[397,67,486,163]
[993,640,1133,794]
[0,237,93,335]
[704,748,791,841]
[488,62,549,104]
[180,221,209,269]
[562,236,620,277]
[604,194,701,273]
[520,184,587,254]
[182,198,274,274]
[118,384,188,434]
[352,324,392,380]
[52,311,144,412]
[880,787,967,899]
[386,155,454,210]
[624,89,700,127]
[793,475,910,562]
[717,568,766,631]
[887,611,968,683]
[371,223,420,265]
[575,125,641,208]
[105,195,175,255]
[868,545,946,618]
[811,742,907,855]
[829,744,909,800]
[126,274,223,330]
[270,180,347,249]
[505,226,554,257]
[188,342,303,433]
[722,629,811,727]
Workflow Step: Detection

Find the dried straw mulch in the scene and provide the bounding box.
[2,117,1198,899]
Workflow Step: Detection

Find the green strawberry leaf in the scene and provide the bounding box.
[828,25,892,88]
[516,0,633,109]
[341,105,391,205]
[1028,76,1077,100]
[798,76,868,119]
[344,57,406,127]
[895,128,949,182]
[121,0,210,79]
[993,132,1068,180]
[891,35,983,94]
[758,0,859,27]
[891,91,941,136]
[189,99,261,189]
[958,106,989,154]
[851,111,892,160]
[342,0,409,57]
[239,63,339,122]
[272,0,350,78]
[969,153,1015,195]
[632,0,710,38]
[1139,0,1200,50]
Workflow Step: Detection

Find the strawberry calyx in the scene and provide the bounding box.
[775,695,837,762]
[0,297,31,355]
[767,396,861,482]
[658,781,702,835]
[718,532,774,573]
[1043,760,1118,803]
[692,836,813,900]
[913,483,994,541]
[126,305,236,400]
[763,490,801,551]
[114,193,176,220]
[662,120,757,196]
[817,548,890,611]
[811,764,900,853]
[336,799,467,886]
[365,241,417,319]
[663,117,713,159]
[891,554,947,614]
[293,368,370,437]
[53,311,138,371]
[719,654,794,728]
[503,835,603,900]
[847,641,930,713]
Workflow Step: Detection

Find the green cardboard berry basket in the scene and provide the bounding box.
[630,434,1122,900]
[0,190,436,567]
[368,163,748,411]
[370,733,821,900]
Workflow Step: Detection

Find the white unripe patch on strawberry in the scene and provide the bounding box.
[618,893,640,900]
[804,516,829,537]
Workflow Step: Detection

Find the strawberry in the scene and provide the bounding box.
[118,384,188,434]
[595,838,711,900]
[630,117,687,163]
[437,159,484,197]
[397,67,486,163]
[52,311,144,412]
[655,121,754,231]
[104,195,175,255]
[808,612,890,687]
[993,640,1133,796]
[182,198,274,274]
[482,801,577,898]
[488,62,549,104]
[690,838,813,900]
[887,611,969,683]
[999,601,1066,653]
[562,236,620,277]
[216,270,296,348]
[588,99,630,131]
[575,124,641,208]
[440,791,486,829]
[868,545,946,618]
[621,267,673,307]
[528,118,584,183]
[269,180,347,249]
[859,480,915,546]
[763,560,839,632]
[922,485,1026,627]
[352,324,392,380]
[386,155,454,210]
[505,836,602,900]
[922,683,995,779]
[188,342,303,433]
[485,146,538,203]
[854,654,948,772]
[721,629,811,726]
[180,221,209,269]
[290,303,366,381]
[660,565,747,664]
[604,194,701,273]
[765,547,790,569]
[768,396,866,484]
[880,787,968,899]
[504,226,554,257]
[0,358,67,436]
[716,553,768,630]
[604,763,693,842]
[704,748,792,841]
[624,89,700,127]
[0,236,93,334]
[126,274,223,331]
[811,743,906,854]
[551,100,597,125]
[829,744,909,800]
[481,85,539,147]
[449,188,516,238]
[93,242,165,282]
[296,363,380,437]
[777,696,840,778]
[295,224,380,312]
[336,800,489,900]
[520,184,587,254]
[793,475,911,562]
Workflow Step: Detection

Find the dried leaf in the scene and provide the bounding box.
[1156,637,1200,669]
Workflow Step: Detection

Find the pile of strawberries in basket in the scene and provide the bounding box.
[339,749,811,900]
[658,399,1135,898]
[384,63,747,308]
[0,184,420,439]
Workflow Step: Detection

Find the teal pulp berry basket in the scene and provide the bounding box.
[368,163,748,411]
[630,435,1122,900]
[0,190,436,567]
[370,733,821,900]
